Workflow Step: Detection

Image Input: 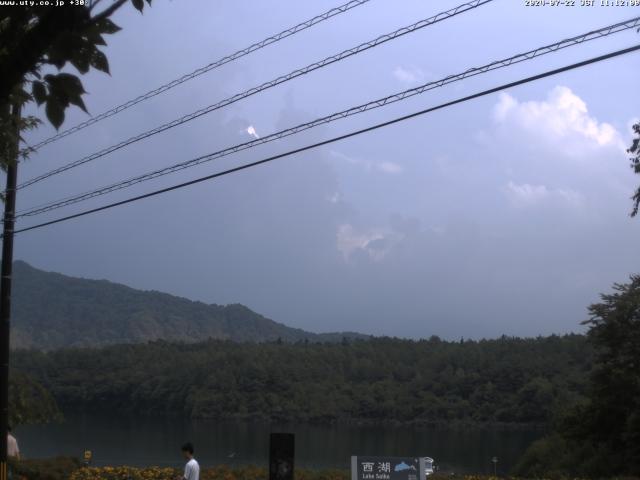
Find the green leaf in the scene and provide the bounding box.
[31,81,47,106]
[45,99,65,130]
[62,73,86,95]
[95,18,121,35]
[70,48,90,74]
[131,0,144,11]
[44,74,69,105]
[68,94,88,114]
[46,32,82,70]
[90,50,110,74]
[45,73,88,114]
[46,53,67,70]
[46,73,86,97]
[84,26,107,46]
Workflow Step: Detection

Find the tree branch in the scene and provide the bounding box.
[0,0,130,105]
[90,0,128,23]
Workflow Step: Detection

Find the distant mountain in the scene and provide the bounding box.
[10,261,368,350]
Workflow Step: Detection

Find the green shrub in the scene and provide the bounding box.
[8,456,81,480]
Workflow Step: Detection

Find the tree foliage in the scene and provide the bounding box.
[0,0,152,167]
[13,334,590,427]
[515,275,640,477]
[8,371,61,426]
[630,122,640,216]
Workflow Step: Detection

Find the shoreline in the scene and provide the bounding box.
[54,409,550,431]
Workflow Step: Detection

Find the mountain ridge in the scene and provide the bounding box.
[10,260,368,349]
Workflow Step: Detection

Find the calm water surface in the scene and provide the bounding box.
[16,413,541,474]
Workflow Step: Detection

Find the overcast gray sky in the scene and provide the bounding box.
[13,0,640,339]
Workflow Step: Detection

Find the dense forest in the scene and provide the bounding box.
[13,335,590,426]
[11,261,367,349]
[514,275,640,478]
[8,371,60,427]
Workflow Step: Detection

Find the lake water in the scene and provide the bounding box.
[15,413,542,474]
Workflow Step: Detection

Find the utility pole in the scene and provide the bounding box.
[0,101,21,480]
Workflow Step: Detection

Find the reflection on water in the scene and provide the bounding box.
[16,413,541,474]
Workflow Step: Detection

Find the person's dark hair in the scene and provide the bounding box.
[7,426,11,433]
[181,442,194,455]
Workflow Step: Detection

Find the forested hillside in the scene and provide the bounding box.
[14,335,591,426]
[11,261,366,349]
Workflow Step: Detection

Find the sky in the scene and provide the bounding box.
[12,0,640,339]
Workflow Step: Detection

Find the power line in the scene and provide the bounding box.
[16,0,495,191]
[22,0,374,154]
[15,16,640,219]
[11,44,640,236]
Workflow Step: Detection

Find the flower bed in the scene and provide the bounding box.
[69,466,347,480]
[13,461,640,480]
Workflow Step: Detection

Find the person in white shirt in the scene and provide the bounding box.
[7,426,19,460]
[177,442,199,480]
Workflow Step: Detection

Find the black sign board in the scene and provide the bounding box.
[269,433,295,480]
[351,456,426,480]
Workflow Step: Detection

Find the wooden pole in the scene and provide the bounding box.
[0,101,21,480]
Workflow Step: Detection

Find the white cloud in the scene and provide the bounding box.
[330,150,369,169]
[337,224,383,260]
[330,150,403,175]
[393,66,426,84]
[493,87,624,151]
[505,181,584,208]
[336,224,402,262]
[555,188,585,207]
[246,125,260,139]
[493,93,517,122]
[505,182,549,205]
[378,161,404,174]
[327,192,340,204]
